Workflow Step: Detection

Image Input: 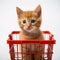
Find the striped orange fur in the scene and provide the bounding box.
[16,5,44,60]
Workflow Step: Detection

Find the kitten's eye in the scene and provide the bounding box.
[22,20,26,24]
[31,19,36,23]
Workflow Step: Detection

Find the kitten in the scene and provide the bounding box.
[16,5,44,60]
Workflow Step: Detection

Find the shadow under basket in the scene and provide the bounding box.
[7,31,56,60]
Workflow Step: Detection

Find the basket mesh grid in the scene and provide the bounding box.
[7,31,55,60]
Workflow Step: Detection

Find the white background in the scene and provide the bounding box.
[0,0,60,60]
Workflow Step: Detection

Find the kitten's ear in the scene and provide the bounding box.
[16,7,23,18]
[34,5,41,18]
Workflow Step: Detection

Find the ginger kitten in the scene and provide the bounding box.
[16,5,44,60]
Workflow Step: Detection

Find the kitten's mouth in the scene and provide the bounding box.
[23,26,38,33]
[27,26,33,30]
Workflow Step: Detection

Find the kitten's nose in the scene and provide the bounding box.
[27,22,31,27]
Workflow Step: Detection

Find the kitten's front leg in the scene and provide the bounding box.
[21,44,32,60]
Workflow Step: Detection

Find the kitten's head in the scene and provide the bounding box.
[16,5,42,33]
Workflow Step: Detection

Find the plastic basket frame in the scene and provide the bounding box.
[7,31,56,60]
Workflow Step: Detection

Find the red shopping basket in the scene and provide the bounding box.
[7,31,56,60]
